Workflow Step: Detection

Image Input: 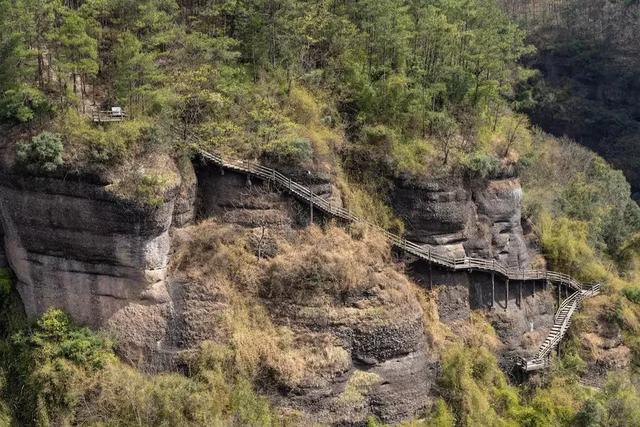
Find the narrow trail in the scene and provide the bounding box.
[188,137,600,371]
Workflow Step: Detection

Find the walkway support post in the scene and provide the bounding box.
[428,248,433,291]
[491,270,495,308]
[558,282,562,308]
[309,192,314,225]
[533,280,536,298]
[505,278,509,309]
[518,269,524,308]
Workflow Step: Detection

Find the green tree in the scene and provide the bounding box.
[113,32,160,113]
[0,0,56,123]
[50,10,98,105]
[16,132,64,173]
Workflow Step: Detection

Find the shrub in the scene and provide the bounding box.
[424,399,456,427]
[390,138,433,176]
[0,84,50,123]
[623,287,640,304]
[261,132,313,165]
[337,177,404,234]
[287,86,321,125]
[16,132,64,173]
[574,398,607,427]
[133,173,171,207]
[0,368,10,426]
[338,370,381,406]
[3,309,114,425]
[1,307,284,426]
[537,212,608,282]
[11,309,114,369]
[463,152,500,178]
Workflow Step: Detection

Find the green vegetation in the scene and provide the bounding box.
[0,269,11,297]
[504,0,640,200]
[0,0,534,189]
[2,0,640,426]
[0,308,282,426]
[15,132,64,173]
[521,134,640,281]
[366,311,640,427]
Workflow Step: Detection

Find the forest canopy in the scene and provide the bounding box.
[0,0,532,174]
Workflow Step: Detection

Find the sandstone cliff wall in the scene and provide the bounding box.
[392,174,530,268]
[0,155,547,423]
[0,170,194,366]
[166,222,436,425]
[407,261,555,366]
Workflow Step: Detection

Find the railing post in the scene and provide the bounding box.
[309,192,314,225]
[544,271,548,291]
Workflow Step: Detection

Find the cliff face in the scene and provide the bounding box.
[0,153,543,423]
[407,262,555,365]
[0,174,172,324]
[0,170,191,366]
[392,174,530,268]
[194,162,341,228]
[0,223,6,268]
[167,222,435,425]
[525,49,640,200]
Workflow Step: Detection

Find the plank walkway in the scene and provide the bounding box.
[189,138,600,371]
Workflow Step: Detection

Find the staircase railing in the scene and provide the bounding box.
[178,127,603,371]
[519,283,601,371]
[198,149,585,290]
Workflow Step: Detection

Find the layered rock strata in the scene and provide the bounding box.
[392,174,529,268]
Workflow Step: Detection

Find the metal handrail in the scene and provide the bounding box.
[200,145,592,289]
[182,127,604,372]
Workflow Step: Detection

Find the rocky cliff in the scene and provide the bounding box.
[0,151,549,423]
[167,222,436,424]
[0,171,182,365]
[392,173,530,267]
[0,223,6,268]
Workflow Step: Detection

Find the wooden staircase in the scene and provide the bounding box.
[184,133,602,372]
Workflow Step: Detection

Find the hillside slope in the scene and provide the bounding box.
[1,0,640,426]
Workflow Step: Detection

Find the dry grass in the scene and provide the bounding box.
[262,225,405,305]
[170,222,414,391]
[337,370,382,407]
[412,285,449,352]
[337,176,404,233]
[170,221,261,289]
